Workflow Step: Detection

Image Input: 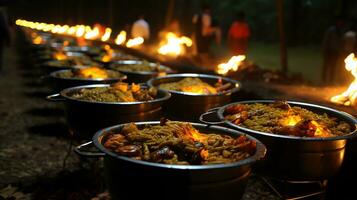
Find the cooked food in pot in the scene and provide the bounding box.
[103,120,256,165]
[55,67,123,79]
[70,82,157,102]
[159,77,230,95]
[224,101,352,137]
[45,58,100,68]
[112,61,167,72]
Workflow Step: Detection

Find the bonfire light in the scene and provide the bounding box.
[216,55,246,75]
[330,53,357,106]
[157,32,192,56]
[126,37,144,48]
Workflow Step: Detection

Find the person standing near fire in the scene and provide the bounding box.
[131,15,150,41]
[192,5,216,62]
[322,17,345,85]
[227,11,250,55]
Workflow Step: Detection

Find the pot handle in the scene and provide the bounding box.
[199,107,225,125]
[74,141,105,157]
[46,93,65,101]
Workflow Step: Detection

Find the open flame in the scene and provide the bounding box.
[216,55,246,75]
[77,67,108,79]
[53,51,67,60]
[101,28,112,42]
[330,53,357,106]
[126,37,144,48]
[157,32,192,56]
[115,31,127,45]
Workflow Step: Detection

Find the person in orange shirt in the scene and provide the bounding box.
[228,12,250,55]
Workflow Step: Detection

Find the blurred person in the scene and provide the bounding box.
[322,17,345,85]
[192,5,216,61]
[131,15,150,40]
[0,6,10,71]
[228,11,250,55]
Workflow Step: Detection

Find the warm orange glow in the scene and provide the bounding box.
[190,129,207,142]
[32,36,43,45]
[101,28,112,42]
[115,31,127,45]
[200,149,209,160]
[331,53,357,106]
[181,85,217,95]
[216,55,246,75]
[309,120,331,137]
[101,45,114,62]
[63,41,69,46]
[77,67,108,79]
[126,37,144,48]
[157,32,192,56]
[53,52,67,60]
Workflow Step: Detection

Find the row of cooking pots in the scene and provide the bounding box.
[46,72,357,191]
[29,34,357,199]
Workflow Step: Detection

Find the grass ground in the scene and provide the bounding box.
[213,41,323,84]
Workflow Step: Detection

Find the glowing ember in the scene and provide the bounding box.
[157,32,192,56]
[101,28,112,42]
[216,55,246,75]
[126,37,144,48]
[77,67,108,79]
[115,31,127,45]
[331,53,357,106]
[53,52,67,60]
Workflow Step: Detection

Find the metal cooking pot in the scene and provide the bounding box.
[147,73,241,121]
[75,121,266,200]
[48,69,127,92]
[46,85,170,139]
[109,60,174,83]
[200,100,357,181]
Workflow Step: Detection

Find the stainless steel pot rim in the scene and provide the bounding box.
[216,100,357,141]
[147,73,241,96]
[60,84,171,105]
[109,60,174,75]
[92,121,266,170]
[49,69,127,81]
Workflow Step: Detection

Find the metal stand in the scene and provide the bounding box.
[261,177,328,200]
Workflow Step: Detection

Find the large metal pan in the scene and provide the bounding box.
[48,68,127,92]
[109,60,174,83]
[200,100,357,181]
[75,121,266,200]
[46,85,170,139]
[147,73,240,121]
